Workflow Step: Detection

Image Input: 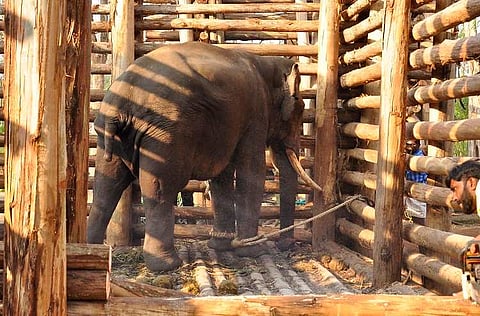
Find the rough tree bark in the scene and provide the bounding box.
[3,0,67,314]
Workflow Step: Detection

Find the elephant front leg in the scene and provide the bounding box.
[207,165,235,251]
[140,173,182,271]
[233,147,268,258]
[271,145,297,251]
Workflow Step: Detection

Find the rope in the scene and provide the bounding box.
[231,194,363,248]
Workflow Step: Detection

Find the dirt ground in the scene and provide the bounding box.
[111,235,432,297]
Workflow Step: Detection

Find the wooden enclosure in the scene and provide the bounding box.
[1,0,480,314]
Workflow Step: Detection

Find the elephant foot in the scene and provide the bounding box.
[234,243,268,258]
[143,250,182,272]
[207,238,234,251]
[275,237,296,251]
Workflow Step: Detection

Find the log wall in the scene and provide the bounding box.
[0,0,480,307]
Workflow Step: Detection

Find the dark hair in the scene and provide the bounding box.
[446,160,480,186]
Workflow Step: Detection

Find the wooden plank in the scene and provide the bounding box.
[412,0,480,41]
[67,294,480,315]
[406,118,480,142]
[407,74,480,106]
[378,1,416,285]
[409,34,480,69]
[3,0,68,314]
[136,18,319,32]
[65,0,91,243]
[136,3,320,14]
[312,0,339,246]
[105,0,135,247]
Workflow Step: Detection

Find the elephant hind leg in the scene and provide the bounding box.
[140,172,182,271]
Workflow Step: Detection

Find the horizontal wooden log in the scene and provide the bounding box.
[111,276,192,298]
[137,18,319,32]
[317,240,373,284]
[90,41,356,58]
[346,198,472,259]
[407,156,476,176]
[0,242,110,271]
[151,29,305,44]
[337,218,374,249]
[91,63,111,75]
[133,205,313,219]
[407,74,480,106]
[341,171,461,210]
[67,269,110,301]
[403,244,462,293]
[136,3,320,15]
[409,34,480,69]
[342,95,380,109]
[412,0,480,41]
[403,221,472,260]
[405,180,461,211]
[343,118,480,143]
[133,223,312,243]
[340,0,379,21]
[340,122,379,140]
[66,294,480,315]
[406,117,480,142]
[340,41,382,65]
[344,147,477,176]
[340,62,381,88]
[338,218,464,292]
[344,148,377,164]
[341,9,383,43]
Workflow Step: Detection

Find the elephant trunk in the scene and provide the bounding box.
[285,148,323,192]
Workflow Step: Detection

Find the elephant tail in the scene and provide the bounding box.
[103,121,118,162]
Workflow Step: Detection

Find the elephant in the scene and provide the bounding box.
[87,42,321,271]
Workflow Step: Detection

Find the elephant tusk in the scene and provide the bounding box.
[286,148,323,192]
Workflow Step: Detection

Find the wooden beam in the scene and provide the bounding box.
[341,171,462,210]
[337,219,464,292]
[407,74,480,106]
[136,3,320,14]
[106,0,135,246]
[412,0,480,41]
[406,118,480,142]
[137,18,319,32]
[3,0,68,314]
[312,0,339,246]
[346,198,472,259]
[341,8,383,43]
[67,294,480,315]
[65,0,91,243]
[409,34,480,69]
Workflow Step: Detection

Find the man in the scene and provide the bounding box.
[446,160,480,216]
[447,160,480,277]
[404,139,428,224]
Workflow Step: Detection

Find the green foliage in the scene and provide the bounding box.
[453,98,469,156]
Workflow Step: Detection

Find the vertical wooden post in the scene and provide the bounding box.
[3,1,67,314]
[424,0,453,294]
[373,0,411,287]
[65,0,91,243]
[179,0,194,42]
[312,1,339,247]
[106,0,135,246]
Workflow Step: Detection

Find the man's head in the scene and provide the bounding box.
[405,139,420,154]
[446,160,480,214]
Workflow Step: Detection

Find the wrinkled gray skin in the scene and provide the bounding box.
[87,42,305,271]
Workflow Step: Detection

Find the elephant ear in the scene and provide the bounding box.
[281,63,302,121]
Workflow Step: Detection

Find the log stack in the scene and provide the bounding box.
[0,242,111,301]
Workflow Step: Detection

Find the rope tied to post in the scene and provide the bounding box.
[231,194,363,248]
